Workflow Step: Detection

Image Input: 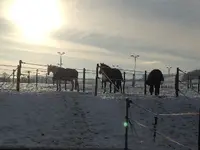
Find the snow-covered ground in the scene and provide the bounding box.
[0,81,199,149]
[0,74,199,149]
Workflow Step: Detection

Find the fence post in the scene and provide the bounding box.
[94,64,99,96]
[187,74,190,89]
[132,74,135,87]
[83,68,86,92]
[190,79,192,88]
[123,72,126,94]
[45,73,48,84]
[16,60,22,92]
[36,69,38,89]
[27,71,30,84]
[198,76,200,93]
[153,116,158,142]
[64,80,67,90]
[12,69,15,84]
[175,67,179,97]
[198,108,200,150]
[144,71,147,95]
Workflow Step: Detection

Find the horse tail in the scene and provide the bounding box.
[74,70,79,91]
[75,69,78,79]
[121,72,125,82]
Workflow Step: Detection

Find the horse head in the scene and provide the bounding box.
[47,65,57,75]
[99,63,111,74]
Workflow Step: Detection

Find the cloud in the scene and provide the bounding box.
[141,61,161,65]
[0,17,17,34]
[1,0,200,74]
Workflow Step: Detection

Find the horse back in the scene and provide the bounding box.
[146,69,164,85]
[54,68,78,80]
[112,68,123,80]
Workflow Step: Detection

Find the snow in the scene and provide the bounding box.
[0,79,199,149]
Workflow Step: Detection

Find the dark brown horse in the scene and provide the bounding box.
[47,65,79,92]
[146,69,164,96]
[99,63,123,93]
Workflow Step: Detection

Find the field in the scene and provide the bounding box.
[0,75,199,149]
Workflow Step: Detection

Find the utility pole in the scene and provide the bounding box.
[166,66,172,76]
[57,52,65,67]
[131,54,139,87]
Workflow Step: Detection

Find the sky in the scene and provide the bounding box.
[0,0,200,75]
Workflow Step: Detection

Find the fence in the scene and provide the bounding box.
[0,60,178,95]
[125,95,200,150]
[9,60,100,93]
[175,67,200,97]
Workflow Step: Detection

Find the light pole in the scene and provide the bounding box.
[57,52,65,67]
[131,54,139,87]
[166,66,172,75]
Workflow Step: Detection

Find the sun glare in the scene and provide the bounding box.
[7,0,63,43]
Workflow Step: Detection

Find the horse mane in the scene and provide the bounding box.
[100,63,111,68]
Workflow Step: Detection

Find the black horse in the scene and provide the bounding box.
[145,69,164,96]
[99,63,123,93]
[47,65,79,92]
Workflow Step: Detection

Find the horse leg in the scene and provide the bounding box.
[75,79,79,92]
[70,80,74,91]
[59,80,61,91]
[56,80,58,91]
[120,81,122,93]
[73,79,76,91]
[57,80,60,91]
[103,82,106,93]
[155,84,160,96]
[149,85,154,95]
[114,80,119,93]
[65,80,67,91]
[110,82,112,93]
[101,80,103,89]
[114,81,118,93]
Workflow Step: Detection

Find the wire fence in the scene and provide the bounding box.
[128,94,199,150]
[176,67,200,98]
[0,62,183,95]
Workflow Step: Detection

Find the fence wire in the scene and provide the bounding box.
[131,119,194,150]
[129,97,198,150]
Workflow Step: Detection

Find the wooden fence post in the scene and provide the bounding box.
[94,64,99,96]
[175,67,179,97]
[198,108,200,150]
[190,79,192,88]
[64,80,67,90]
[144,71,147,95]
[153,116,158,142]
[187,74,190,89]
[83,68,86,92]
[123,72,126,94]
[12,69,15,84]
[36,69,38,89]
[45,73,48,84]
[27,71,30,84]
[16,60,22,92]
[198,76,200,93]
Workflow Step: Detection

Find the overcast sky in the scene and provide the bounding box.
[0,0,200,74]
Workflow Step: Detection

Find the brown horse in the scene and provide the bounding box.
[99,63,123,93]
[47,65,79,92]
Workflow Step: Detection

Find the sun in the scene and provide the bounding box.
[7,0,63,43]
